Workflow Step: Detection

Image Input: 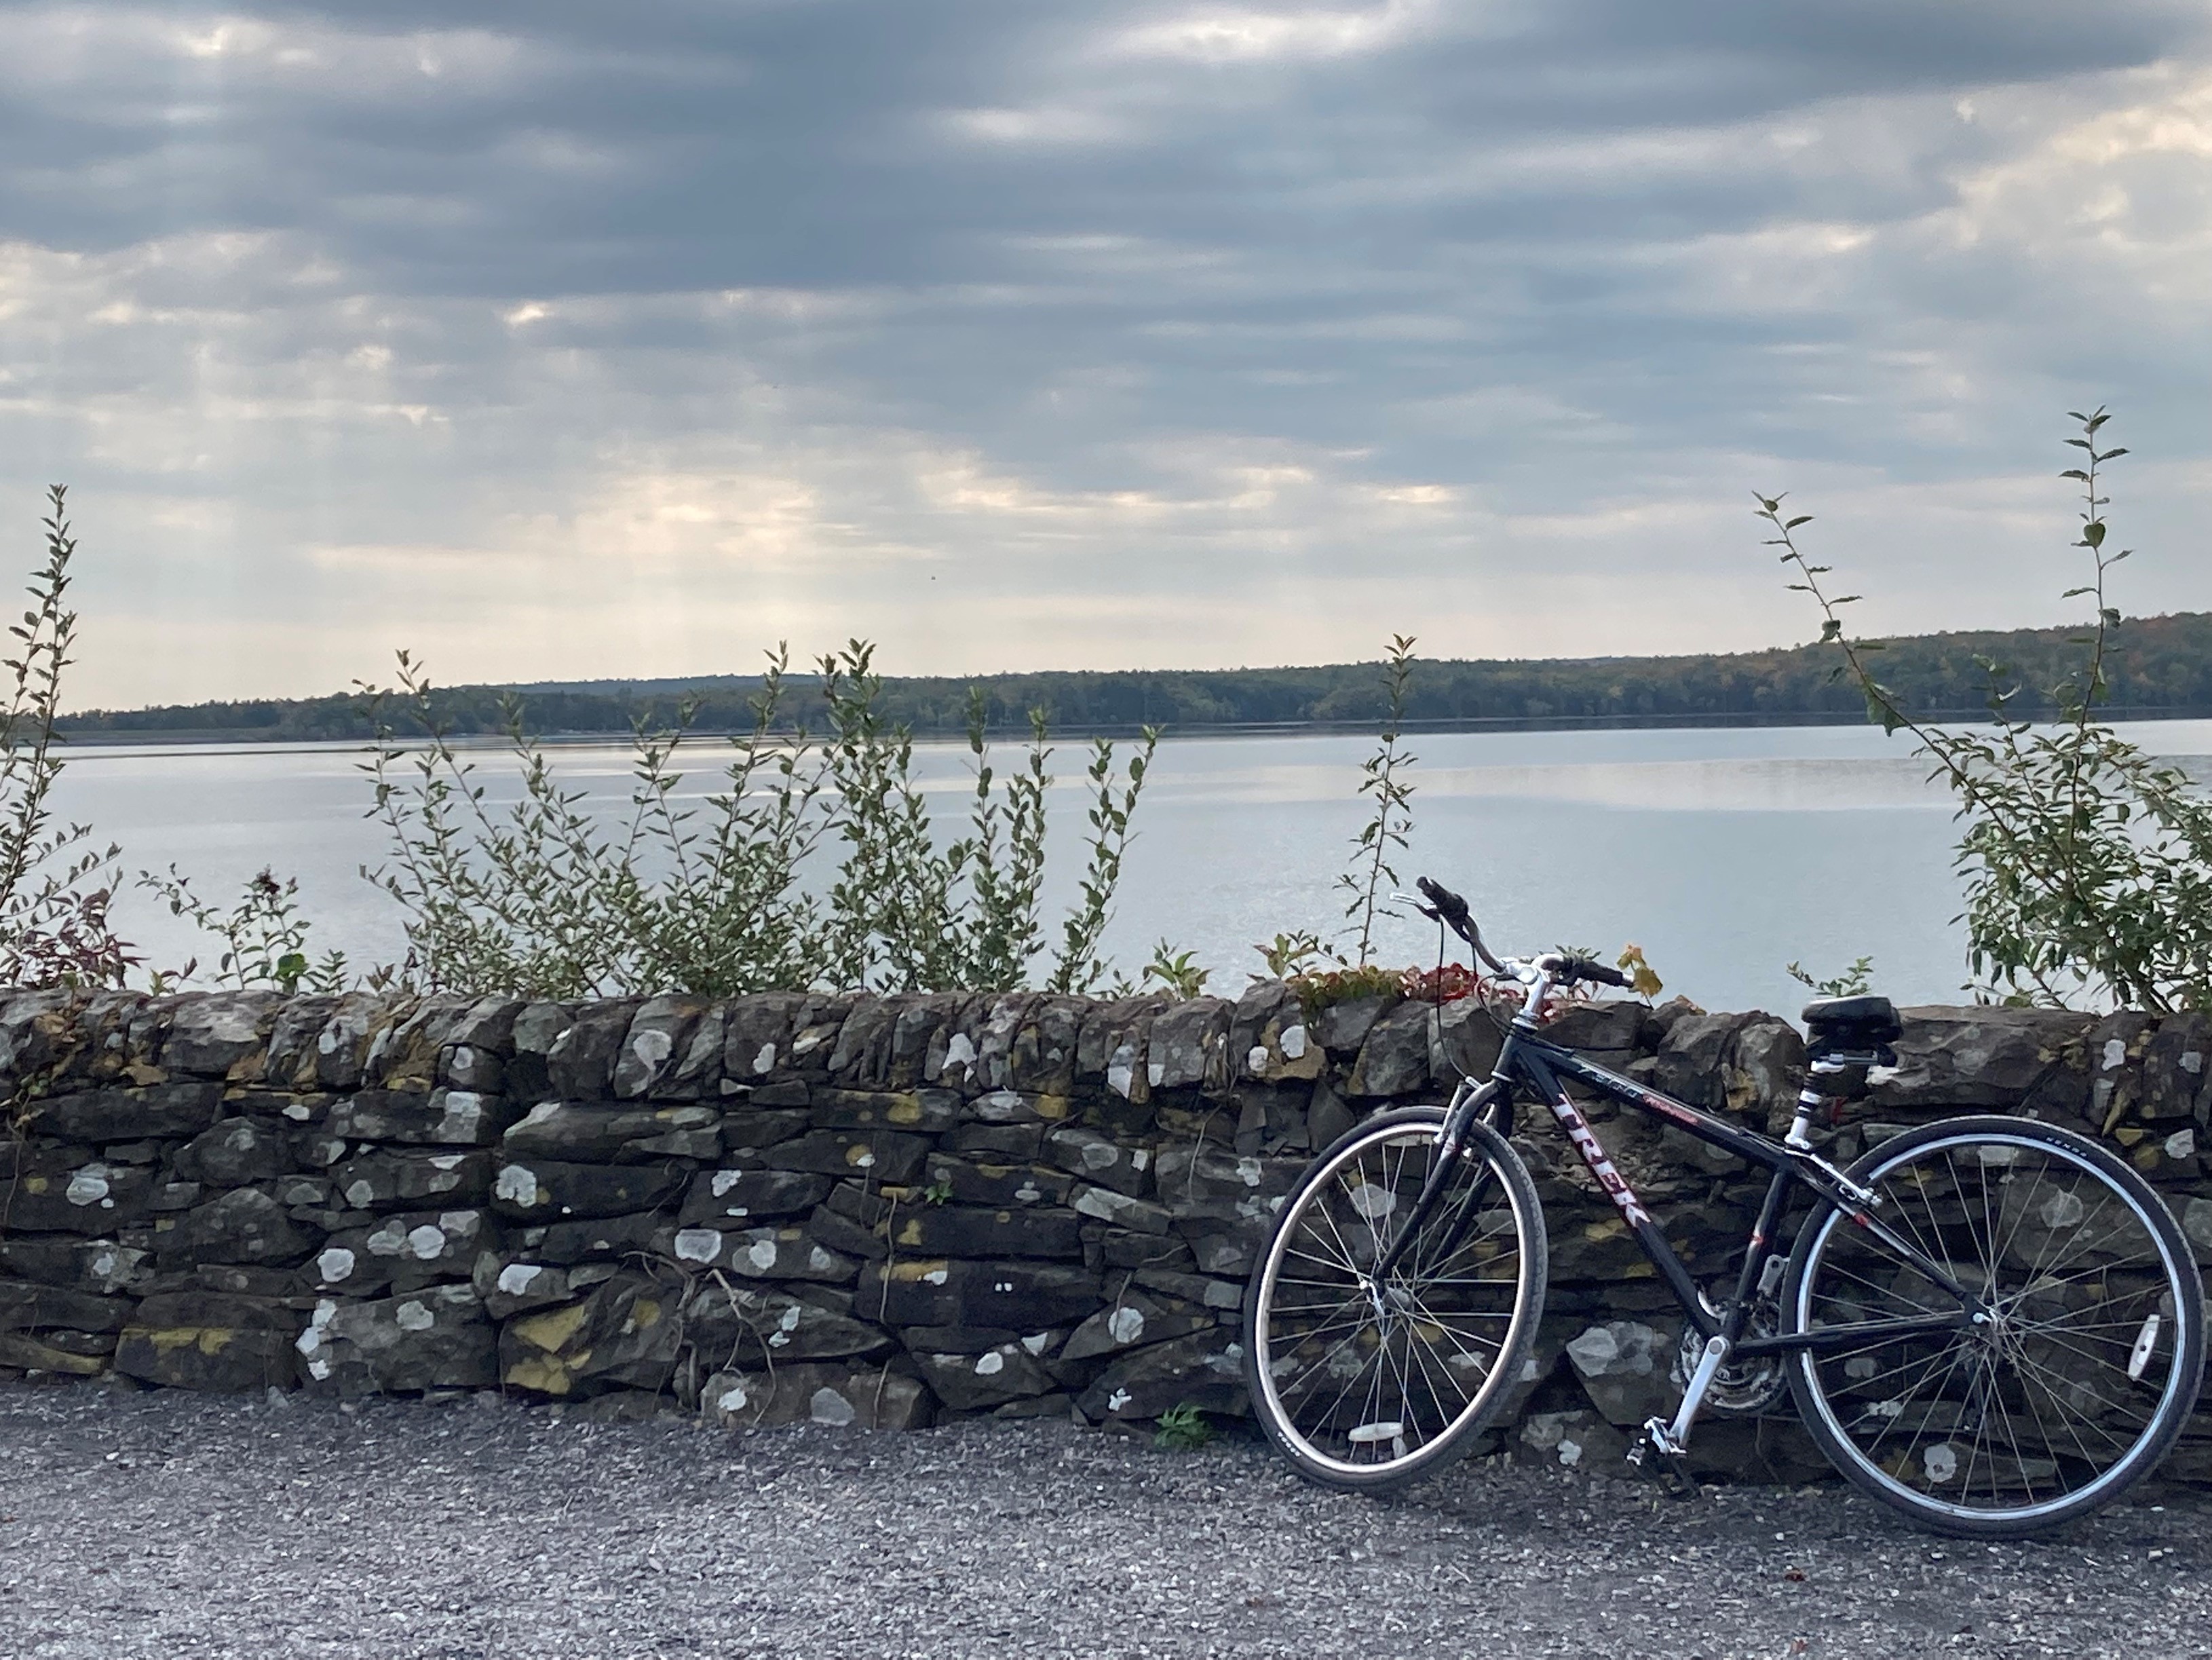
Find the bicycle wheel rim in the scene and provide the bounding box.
[1794,1126,2196,1526]
[1251,1118,1538,1480]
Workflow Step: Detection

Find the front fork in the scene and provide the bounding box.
[1367,1078,1502,1285]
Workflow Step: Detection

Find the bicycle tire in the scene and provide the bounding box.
[1244,1106,1548,1494]
[1783,1113,2205,1538]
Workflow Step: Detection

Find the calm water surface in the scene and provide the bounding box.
[52,721,2212,1018]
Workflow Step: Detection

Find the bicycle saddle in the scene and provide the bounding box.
[1801,994,1901,1062]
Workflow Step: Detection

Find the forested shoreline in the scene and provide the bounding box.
[60,609,2212,742]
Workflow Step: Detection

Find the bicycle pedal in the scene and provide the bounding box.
[1626,1434,1697,1500]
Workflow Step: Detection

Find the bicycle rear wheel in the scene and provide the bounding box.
[1785,1114,2204,1538]
[1244,1106,1547,1493]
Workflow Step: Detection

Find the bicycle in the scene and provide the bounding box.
[1242,875,2206,1537]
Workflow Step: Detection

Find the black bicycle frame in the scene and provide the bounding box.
[1394,1022,1980,1361]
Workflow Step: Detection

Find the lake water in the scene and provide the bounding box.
[50,720,2212,1018]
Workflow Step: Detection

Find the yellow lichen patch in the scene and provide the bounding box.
[1582,1219,1626,1243]
[897,1220,925,1247]
[20,1177,48,1196]
[137,1325,235,1357]
[843,1143,875,1167]
[886,1258,951,1282]
[631,1299,661,1330]
[123,1062,166,1087]
[503,1355,574,1395]
[1033,1095,1071,1121]
[0,1334,104,1375]
[510,1302,590,1354]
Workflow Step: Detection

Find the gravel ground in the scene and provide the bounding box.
[0,1383,2207,1659]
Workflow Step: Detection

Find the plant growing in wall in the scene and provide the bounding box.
[1772,409,2212,1011]
[360,639,1161,998]
[360,644,833,998]
[1336,634,1418,967]
[0,487,137,989]
[140,865,351,994]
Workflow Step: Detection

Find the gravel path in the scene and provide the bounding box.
[0,1383,2205,1659]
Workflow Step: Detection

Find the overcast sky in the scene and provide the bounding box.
[4,1,2209,709]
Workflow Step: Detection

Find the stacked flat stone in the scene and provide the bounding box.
[2,983,2209,1484]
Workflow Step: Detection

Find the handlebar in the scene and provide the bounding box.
[1410,875,1632,991]
[1414,876,1504,973]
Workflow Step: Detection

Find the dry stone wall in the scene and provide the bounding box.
[4,983,2211,1483]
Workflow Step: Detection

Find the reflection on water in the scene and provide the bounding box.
[49,721,2212,1020]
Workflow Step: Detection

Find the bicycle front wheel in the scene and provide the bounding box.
[1785,1114,2205,1537]
[1244,1106,1547,1493]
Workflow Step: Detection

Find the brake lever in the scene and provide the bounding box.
[1391,890,1442,922]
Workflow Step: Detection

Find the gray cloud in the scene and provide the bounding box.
[1,1,2207,703]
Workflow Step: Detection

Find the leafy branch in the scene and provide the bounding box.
[1770,410,2212,1011]
[1337,634,1417,966]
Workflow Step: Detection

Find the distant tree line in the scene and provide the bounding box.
[58,611,2212,743]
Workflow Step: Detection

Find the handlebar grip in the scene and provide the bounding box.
[1415,875,1474,937]
[1417,875,1507,975]
[1569,960,1631,989]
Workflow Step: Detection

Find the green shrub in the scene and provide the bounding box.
[1772,409,2212,1011]
[359,641,1158,998]
[0,488,136,989]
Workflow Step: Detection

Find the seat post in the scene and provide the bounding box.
[1788,1059,1850,1150]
